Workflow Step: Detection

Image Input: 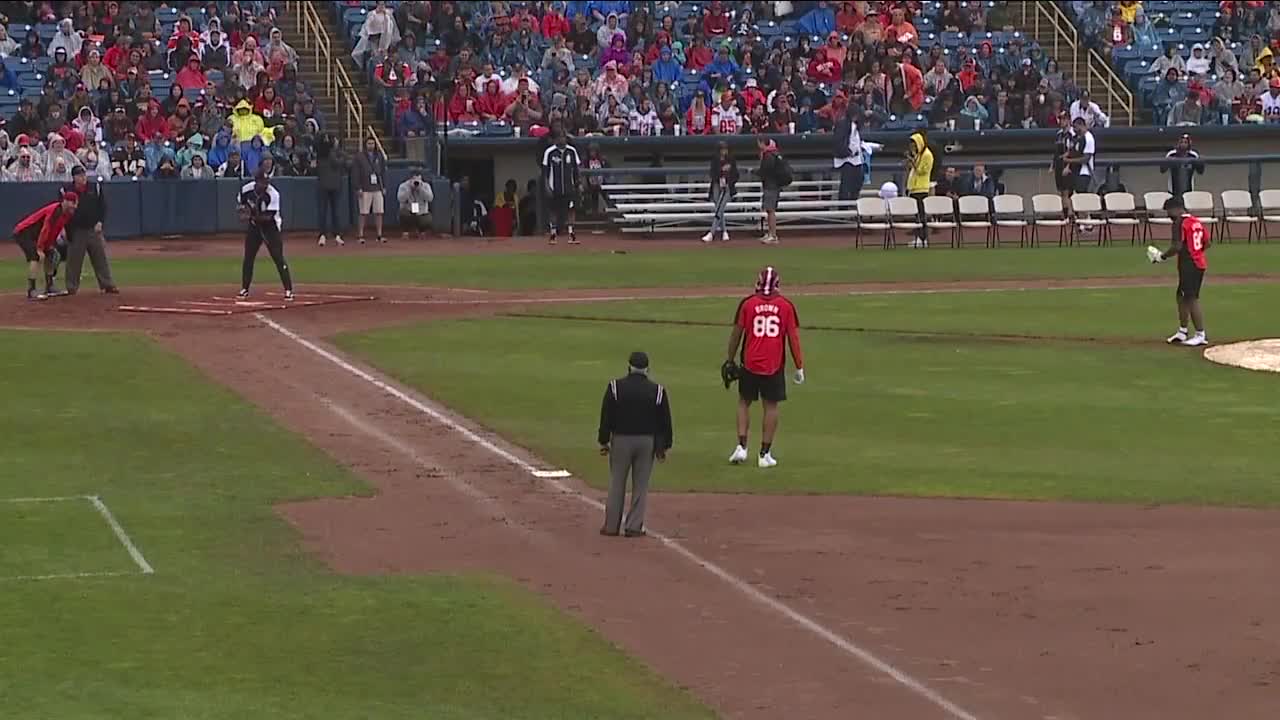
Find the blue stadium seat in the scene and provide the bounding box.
[1112,44,1141,63]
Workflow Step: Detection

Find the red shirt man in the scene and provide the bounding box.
[12,191,79,300]
[1157,196,1209,346]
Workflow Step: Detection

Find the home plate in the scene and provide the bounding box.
[1203,339,1280,373]
[531,470,573,479]
[118,292,375,315]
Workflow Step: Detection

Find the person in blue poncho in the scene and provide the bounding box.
[652,45,681,85]
[207,130,233,170]
[241,135,267,175]
[702,44,740,85]
[797,1,836,38]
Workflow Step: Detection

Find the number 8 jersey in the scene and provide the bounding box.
[1179,214,1208,270]
[734,291,802,376]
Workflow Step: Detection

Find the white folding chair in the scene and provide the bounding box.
[1103,192,1140,246]
[922,195,958,248]
[1220,190,1259,244]
[889,196,924,248]
[1031,193,1069,247]
[992,194,1028,247]
[1259,189,1280,242]
[1069,193,1106,245]
[957,195,993,247]
[1182,191,1218,242]
[1142,191,1174,244]
[856,196,891,248]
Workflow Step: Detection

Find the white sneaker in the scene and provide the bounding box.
[1182,334,1208,347]
[701,231,714,243]
[728,446,749,464]
[721,231,730,242]
[759,234,779,245]
[317,234,327,247]
[757,452,778,469]
[1166,330,1188,344]
[334,234,345,246]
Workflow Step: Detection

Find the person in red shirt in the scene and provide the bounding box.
[1154,196,1210,346]
[724,266,805,468]
[685,36,713,70]
[541,4,570,39]
[703,1,730,37]
[12,190,79,301]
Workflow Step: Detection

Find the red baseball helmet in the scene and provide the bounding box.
[755,265,780,296]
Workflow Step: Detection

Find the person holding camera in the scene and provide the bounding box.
[313,133,347,247]
[396,169,435,240]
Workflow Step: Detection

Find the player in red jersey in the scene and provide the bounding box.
[1155,195,1209,346]
[11,190,78,301]
[723,266,804,468]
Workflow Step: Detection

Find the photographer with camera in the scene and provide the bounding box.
[313,132,348,247]
[396,169,435,240]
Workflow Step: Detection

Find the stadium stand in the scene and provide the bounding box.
[0,1,325,182]
[1067,0,1280,125]
[327,0,1091,143]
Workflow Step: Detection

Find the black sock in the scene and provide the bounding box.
[737,435,747,448]
[44,274,54,292]
[27,278,36,293]
[761,443,771,456]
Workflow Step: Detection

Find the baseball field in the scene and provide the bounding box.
[3,235,1278,719]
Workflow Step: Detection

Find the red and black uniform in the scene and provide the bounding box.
[733,272,803,403]
[1176,214,1208,300]
[12,200,75,263]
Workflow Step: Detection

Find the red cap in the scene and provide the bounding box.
[61,189,79,203]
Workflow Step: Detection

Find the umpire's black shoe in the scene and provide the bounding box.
[101,286,120,294]
[624,529,646,538]
[599,527,619,537]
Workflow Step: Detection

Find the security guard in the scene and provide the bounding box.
[597,351,673,537]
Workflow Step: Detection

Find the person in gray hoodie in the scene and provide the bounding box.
[312,133,348,246]
[396,168,435,239]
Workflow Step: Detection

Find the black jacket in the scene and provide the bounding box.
[832,112,857,159]
[708,155,740,200]
[62,179,107,229]
[597,372,673,451]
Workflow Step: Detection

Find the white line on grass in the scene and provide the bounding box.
[386,281,1171,306]
[0,571,133,583]
[88,496,155,575]
[0,495,92,503]
[255,313,982,720]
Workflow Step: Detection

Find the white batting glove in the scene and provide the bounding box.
[1146,245,1164,263]
[794,368,805,385]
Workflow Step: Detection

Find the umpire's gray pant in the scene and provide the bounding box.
[65,226,115,293]
[605,434,655,534]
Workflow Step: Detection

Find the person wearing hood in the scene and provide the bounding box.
[135,101,169,142]
[168,98,195,139]
[542,33,576,76]
[5,146,45,182]
[352,0,401,67]
[143,133,176,176]
[265,27,298,68]
[396,168,435,240]
[961,95,989,127]
[703,44,741,84]
[203,27,231,71]
[182,152,215,179]
[1153,68,1187,125]
[905,130,934,246]
[61,164,117,294]
[596,13,626,51]
[233,47,266,90]
[797,0,836,37]
[474,77,506,121]
[79,48,112,91]
[176,55,207,91]
[599,33,630,69]
[176,133,207,169]
[0,25,18,57]
[240,135,267,175]
[1150,45,1186,77]
[44,133,78,176]
[1186,43,1211,77]
[47,18,83,58]
[207,128,233,169]
[229,99,266,143]
[0,130,12,170]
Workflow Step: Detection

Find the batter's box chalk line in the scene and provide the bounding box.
[117,292,376,315]
[0,494,155,582]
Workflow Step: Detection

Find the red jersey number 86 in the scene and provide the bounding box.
[753,315,781,338]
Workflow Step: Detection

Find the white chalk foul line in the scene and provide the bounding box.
[255,312,981,720]
[88,495,155,575]
[0,571,133,583]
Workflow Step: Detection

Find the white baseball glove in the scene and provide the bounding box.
[794,368,805,385]
[1146,245,1165,263]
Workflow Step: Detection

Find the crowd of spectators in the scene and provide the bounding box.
[1073,0,1280,125]
[0,0,330,183]
[351,0,1095,142]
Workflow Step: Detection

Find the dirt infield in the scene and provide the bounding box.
[7,248,1279,719]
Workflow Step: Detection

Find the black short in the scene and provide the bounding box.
[13,231,39,262]
[549,192,577,229]
[1073,174,1093,193]
[738,368,786,404]
[1053,165,1074,192]
[1177,264,1205,300]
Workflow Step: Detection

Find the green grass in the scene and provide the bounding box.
[337,285,1280,506]
[0,331,711,720]
[11,242,1280,290]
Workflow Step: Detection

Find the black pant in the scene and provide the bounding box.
[910,192,929,241]
[242,222,292,291]
[837,163,864,201]
[317,187,341,236]
[401,212,431,232]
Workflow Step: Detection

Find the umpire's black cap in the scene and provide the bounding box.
[628,351,650,370]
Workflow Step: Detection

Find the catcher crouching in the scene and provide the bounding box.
[11,190,78,301]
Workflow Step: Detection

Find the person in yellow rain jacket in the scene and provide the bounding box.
[229,99,266,144]
[904,129,934,247]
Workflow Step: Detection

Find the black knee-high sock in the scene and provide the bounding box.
[242,229,262,290]
[263,230,292,292]
[27,278,36,294]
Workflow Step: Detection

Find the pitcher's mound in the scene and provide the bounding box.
[1203,339,1280,373]
[118,291,374,316]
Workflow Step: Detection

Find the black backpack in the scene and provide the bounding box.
[774,153,794,188]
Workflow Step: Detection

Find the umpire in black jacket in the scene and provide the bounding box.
[62,166,117,294]
[597,351,673,537]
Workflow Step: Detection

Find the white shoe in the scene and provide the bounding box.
[1166,330,1188,344]
[317,234,327,247]
[1182,334,1208,347]
[759,234,778,245]
[701,231,714,243]
[721,231,730,242]
[237,289,250,299]
[757,452,778,469]
[284,290,295,301]
[334,235,345,246]
[728,446,749,464]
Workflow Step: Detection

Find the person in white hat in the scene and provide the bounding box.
[1186,43,1211,77]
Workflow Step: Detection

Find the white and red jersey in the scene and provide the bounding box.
[1260,91,1280,122]
[712,104,742,134]
[734,292,802,376]
[1179,214,1209,270]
